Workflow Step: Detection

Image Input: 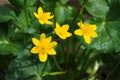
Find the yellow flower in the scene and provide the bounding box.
[74,21,98,44]
[30,33,57,62]
[54,23,72,39]
[34,7,54,25]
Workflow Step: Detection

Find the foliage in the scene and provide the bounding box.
[0,0,120,80]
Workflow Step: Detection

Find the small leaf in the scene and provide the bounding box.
[0,5,15,22]
[39,0,58,6]
[55,4,75,24]
[0,38,23,55]
[60,0,69,4]
[6,52,52,80]
[9,0,24,8]
[15,11,28,32]
[85,0,109,18]
[88,0,120,53]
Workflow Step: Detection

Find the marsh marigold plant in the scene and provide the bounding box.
[3,0,120,79]
[74,21,98,44]
[34,7,54,25]
[30,33,57,62]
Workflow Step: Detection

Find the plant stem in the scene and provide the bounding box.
[24,0,30,27]
[53,56,63,71]
[105,62,120,80]
[79,49,92,77]
[41,60,48,76]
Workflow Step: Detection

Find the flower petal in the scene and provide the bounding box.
[34,12,39,19]
[46,36,52,43]
[56,23,61,29]
[40,33,46,42]
[31,47,39,54]
[32,38,40,46]
[39,20,45,25]
[44,12,54,19]
[50,42,57,47]
[45,20,53,24]
[39,53,48,62]
[90,24,97,30]
[62,24,69,31]
[91,32,98,38]
[48,48,56,55]
[38,7,43,15]
[65,32,72,38]
[84,35,91,44]
[77,21,84,29]
[74,29,83,36]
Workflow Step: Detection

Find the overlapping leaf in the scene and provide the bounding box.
[5,51,51,80]
[0,5,15,22]
[55,4,75,24]
[85,0,109,18]
[89,0,120,53]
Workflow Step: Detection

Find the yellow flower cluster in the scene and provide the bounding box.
[31,7,98,62]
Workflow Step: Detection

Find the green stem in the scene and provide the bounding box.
[70,0,88,32]
[70,8,80,32]
[79,49,92,77]
[65,38,71,69]
[41,60,48,76]
[105,62,120,80]
[53,56,63,71]
[24,0,30,27]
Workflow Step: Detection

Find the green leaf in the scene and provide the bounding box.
[88,19,120,53]
[55,4,75,24]
[6,51,52,80]
[28,20,40,34]
[15,11,28,32]
[9,0,24,8]
[89,0,120,53]
[85,0,109,18]
[0,39,23,55]
[0,5,15,22]
[9,0,36,9]
[60,0,69,4]
[0,26,23,55]
[40,0,58,6]
[105,0,120,32]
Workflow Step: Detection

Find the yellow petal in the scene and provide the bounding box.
[31,47,39,54]
[34,12,39,19]
[55,23,61,35]
[50,42,57,47]
[56,23,61,29]
[60,35,66,39]
[62,24,69,31]
[65,32,72,37]
[40,33,46,42]
[44,12,54,19]
[46,36,52,43]
[77,21,84,29]
[38,7,43,15]
[89,24,96,30]
[74,29,83,36]
[91,32,98,38]
[39,53,48,62]
[32,38,40,46]
[39,20,45,25]
[47,48,56,55]
[45,20,53,24]
[84,35,91,44]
